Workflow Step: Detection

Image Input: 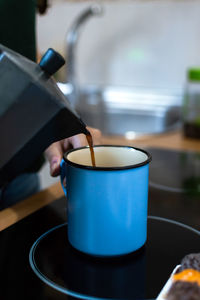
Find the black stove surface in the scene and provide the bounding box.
[149,148,200,194]
[29,217,200,300]
[148,148,200,230]
[1,147,200,300]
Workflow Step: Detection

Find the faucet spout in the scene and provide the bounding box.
[66,4,103,104]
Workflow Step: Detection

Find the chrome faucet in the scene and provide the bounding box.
[65,4,103,105]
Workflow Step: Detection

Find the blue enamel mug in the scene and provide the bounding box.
[60,145,152,257]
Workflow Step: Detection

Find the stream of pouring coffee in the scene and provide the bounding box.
[86,132,96,167]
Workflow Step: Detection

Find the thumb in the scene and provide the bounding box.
[45,142,63,177]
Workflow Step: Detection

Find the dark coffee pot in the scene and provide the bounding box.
[0,44,89,186]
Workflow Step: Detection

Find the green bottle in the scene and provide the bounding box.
[183,68,200,138]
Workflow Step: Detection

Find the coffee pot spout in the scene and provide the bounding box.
[0,45,89,186]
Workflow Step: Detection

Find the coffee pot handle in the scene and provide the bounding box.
[60,159,67,196]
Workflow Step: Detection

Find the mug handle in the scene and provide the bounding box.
[60,159,67,196]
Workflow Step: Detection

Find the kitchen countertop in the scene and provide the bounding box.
[0,130,200,232]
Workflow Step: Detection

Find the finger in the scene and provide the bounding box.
[44,141,63,177]
[68,133,88,148]
[68,127,102,148]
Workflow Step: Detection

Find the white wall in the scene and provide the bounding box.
[37,0,200,90]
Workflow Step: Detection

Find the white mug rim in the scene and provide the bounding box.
[63,145,152,171]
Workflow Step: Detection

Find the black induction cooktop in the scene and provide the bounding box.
[149,148,200,194]
[0,147,200,300]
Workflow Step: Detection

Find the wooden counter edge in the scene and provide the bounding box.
[102,131,200,152]
[0,182,64,232]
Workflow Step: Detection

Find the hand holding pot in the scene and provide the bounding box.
[45,127,101,177]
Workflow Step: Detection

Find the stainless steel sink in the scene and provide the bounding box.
[58,83,182,136]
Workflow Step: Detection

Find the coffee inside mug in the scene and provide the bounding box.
[65,146,150,168]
